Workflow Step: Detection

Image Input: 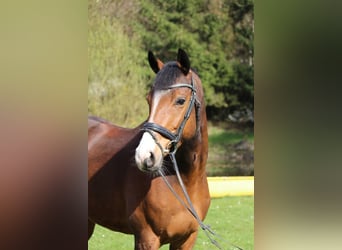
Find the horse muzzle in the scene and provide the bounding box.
[135,132,164,173]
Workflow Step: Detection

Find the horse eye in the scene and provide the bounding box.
[175,98,186,106]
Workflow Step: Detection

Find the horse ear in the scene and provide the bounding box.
[148,51,164,74]
[177,48,190,75]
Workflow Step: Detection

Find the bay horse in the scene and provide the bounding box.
[88,49,210,249]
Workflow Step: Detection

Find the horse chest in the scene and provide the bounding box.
[132,181,199,237]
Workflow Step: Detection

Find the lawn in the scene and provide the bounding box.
[207,125,254,176]
[208,125,254,145]
[88,196,254,250]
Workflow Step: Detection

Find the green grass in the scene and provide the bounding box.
[208,126,254,146]
[88,196,254,250]
[207,125,254,176]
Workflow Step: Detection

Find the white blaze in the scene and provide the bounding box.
[149,90,165,123]
[135,90,166,170]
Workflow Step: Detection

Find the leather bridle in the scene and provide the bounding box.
[142,75,200,155]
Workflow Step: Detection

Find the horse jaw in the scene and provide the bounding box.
[135,132,163,173]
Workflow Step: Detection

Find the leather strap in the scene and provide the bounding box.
[142,122,176,141]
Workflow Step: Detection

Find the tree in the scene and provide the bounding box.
[133,0,254,123]
[88,0,254,125]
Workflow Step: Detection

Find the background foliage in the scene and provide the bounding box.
[88,0,254,127]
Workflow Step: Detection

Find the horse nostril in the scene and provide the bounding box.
[150,152,155,161]
[143,152,155,169]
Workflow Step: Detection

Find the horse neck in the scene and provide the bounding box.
[177,103,208,181]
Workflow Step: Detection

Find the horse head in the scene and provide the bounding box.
[135,49,201,173]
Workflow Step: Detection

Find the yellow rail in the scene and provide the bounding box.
[207,176,254,197]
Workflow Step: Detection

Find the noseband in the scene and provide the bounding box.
[142,75,200,154]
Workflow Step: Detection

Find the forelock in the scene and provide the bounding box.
[153,62,183,89]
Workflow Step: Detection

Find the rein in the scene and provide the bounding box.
[158,153,243,250]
